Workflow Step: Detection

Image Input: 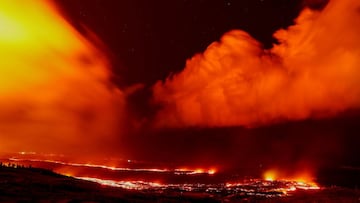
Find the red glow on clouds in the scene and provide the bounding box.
[153,0,360,128]
[0,1,356,193]
[0,0,125,154]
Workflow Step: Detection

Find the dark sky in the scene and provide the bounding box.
[57,0,307,118]
[53,0,360,171]
[58,0,304,86]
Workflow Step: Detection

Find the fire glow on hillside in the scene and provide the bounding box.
[2,152,320,199]
[0,0,359,200]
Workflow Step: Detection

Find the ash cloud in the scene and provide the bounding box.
[0,1,126,155]
[153,0,360,128]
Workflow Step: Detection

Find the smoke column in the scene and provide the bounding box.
[0,1,125,155]
[153,0,360,128]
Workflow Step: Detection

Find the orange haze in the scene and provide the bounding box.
[263,168,319,188]
[0,1,125,154]
[153,0,360,128]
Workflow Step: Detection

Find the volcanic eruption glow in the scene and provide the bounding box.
[73,173,320,196]
[264,170,276,181]
[262,169,319,189]
[153,0,360,128]
[0,0,125,154]
[0,0,358,200]
[2,152,320,196]
[8,157,217,176]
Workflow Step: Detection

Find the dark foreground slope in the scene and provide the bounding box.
[0,166,359,202]
[0,166,217,202]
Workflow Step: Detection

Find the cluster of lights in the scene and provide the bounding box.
[8,153,320,198]
[77,177,163,190]
[76,176,320,198]
[174,168,216,175]
[262,169,319,190]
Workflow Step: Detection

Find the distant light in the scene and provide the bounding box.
[195,169,204,174]
[18,151,36,155]
[263,170,276,181]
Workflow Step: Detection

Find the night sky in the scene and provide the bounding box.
[58,0,306,86]
[54,0,359,171]
[58,0,307,119]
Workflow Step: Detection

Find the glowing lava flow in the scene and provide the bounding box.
[262,169,320,190]
[3,154,320,198]
[76,177,164,190]
[175,168,217,175]
[76,176,320,197]
[7,156,216,175]
[264,170,276,181]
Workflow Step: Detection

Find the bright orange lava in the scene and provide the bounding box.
[264,170,277,181]
[3,153,321,194]
[262,169,320,190]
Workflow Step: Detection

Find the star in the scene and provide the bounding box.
[121,24,128,33]
[224,0,232,7]
[128,47,136,54]
[79,11,86,17]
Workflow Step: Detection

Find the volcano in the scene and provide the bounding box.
[0,0,359,202]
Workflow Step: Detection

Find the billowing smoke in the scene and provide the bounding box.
[153,0,360,128]
[0,1,125,155]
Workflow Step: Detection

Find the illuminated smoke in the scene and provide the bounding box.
[0,1,125,154]
[153,0,360,128]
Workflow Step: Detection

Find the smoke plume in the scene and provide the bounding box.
[153,0,360,128]
[0,1,125,154]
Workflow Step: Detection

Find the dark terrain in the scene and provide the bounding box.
[0,164,359,202]
[0,165,217,202]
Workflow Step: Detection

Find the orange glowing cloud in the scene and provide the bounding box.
[0,1,125,154]
[153,0,360,128]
